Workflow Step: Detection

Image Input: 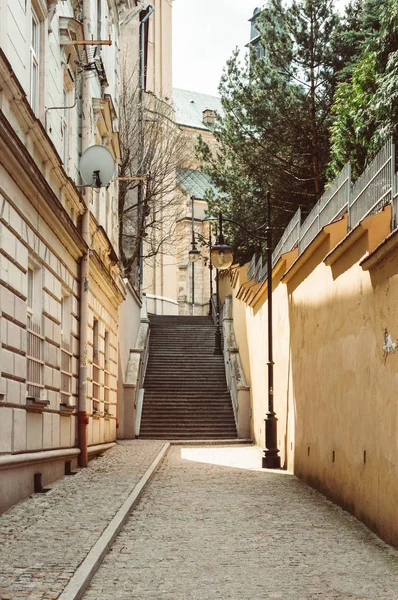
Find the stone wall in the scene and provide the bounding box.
[219,204,398,547]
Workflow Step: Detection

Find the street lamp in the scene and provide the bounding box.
[188,244,201,263]
[208,225,214,317]
[189,196,201,314]
[208,213,233,355]
[209,192,281,470]
[210,212,233,271]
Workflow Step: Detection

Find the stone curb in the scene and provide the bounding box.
[57,442,170,600]
[170,439,253,446]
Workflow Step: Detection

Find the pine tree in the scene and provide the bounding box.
[196,0,341,263]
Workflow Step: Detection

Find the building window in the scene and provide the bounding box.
[97,0,102,40]
[104,330,110,414]
[27,263,44,399]
[60,293,72,405]
[30,8,40,115]
[61,88,70,168]
[92,318,101,412]
[93,318,99,361]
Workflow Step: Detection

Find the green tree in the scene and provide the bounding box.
[328,0,398,178]
[197,0,341,263]
[328,51,378,179]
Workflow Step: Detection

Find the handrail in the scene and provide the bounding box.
[210,293,218,325]
[246,139,397,280]
[124,296,150,437]
[222,295,251,439]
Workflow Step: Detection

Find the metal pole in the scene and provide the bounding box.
[208,225,213,317]
[77,0,92,469]
[191,196,195,314]
[138,4,155,291]
[192,261,195,312]
[262,191,281,469]
[214,269,222,354]
[214,213,223,355]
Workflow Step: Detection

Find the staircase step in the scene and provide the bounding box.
[140,316,237,440]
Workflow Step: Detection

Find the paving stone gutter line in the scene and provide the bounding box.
[58,442,170,600]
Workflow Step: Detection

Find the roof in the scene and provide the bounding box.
[177,168,218,201]
[173,88,222,130]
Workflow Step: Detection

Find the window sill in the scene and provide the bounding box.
[26,396,50,412]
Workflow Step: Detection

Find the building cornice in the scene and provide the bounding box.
[0,48,85,220]
[0,111,87,260]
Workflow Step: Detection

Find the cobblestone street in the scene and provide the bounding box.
[2,443,398,600]
[0,441,165,600]
[84,445,398,600]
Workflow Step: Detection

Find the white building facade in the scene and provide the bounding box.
[0,0,130,511]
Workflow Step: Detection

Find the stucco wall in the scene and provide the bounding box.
[0,0,126,511]
[224,206,398,547]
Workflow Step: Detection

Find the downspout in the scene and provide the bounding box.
[77,0,92,468]
[140,4,154,148]
[139,3,154,290]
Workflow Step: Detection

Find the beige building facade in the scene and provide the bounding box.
[119,1,221,317]
[0,0,129,511]
[142,87,222,316]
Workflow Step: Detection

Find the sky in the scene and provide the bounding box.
[172,0,347,98]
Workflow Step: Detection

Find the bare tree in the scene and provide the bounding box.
[118,65,194,284]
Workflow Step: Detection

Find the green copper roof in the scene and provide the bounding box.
[177,168,218,200]
[173,88,222,130]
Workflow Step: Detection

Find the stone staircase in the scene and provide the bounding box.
[139,315,237,439]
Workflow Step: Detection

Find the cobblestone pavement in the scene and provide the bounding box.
[84,445,398,600]
[0,440,165,600]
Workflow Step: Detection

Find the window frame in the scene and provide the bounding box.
[29,7,40,115]
[26,261,44,400]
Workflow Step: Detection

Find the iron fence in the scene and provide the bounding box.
[254,255,262,283]
[243,138,396,285]
[392,171,398,230]
[349,138,394,230]
[260,260,268,283]
[299,163,351,253]
[273,207,301,267]
[247,254,257,280]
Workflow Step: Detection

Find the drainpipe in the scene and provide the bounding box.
[77,0,92,468]
[138,3,154,289]
[140,4,154,144]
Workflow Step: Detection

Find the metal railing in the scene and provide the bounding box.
[392,170,398,230]
[349,138,393,230]
[254,254,262,283]
[273,207,301,266]
[299,162,351,253]
[247,254,257,280]
[61,340,72,405]
[27,315,44,399]
[245,138,396,284]
[260,260,268,283]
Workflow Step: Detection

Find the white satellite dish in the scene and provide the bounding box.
[79,145,115,188]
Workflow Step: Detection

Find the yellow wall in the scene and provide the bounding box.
[224,206,398,547]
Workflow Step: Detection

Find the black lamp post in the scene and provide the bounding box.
[209,192,281,470]
[208,225,214,317]
[210,213,233,355]
[262,191,281,469]
[188,196,200,313]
